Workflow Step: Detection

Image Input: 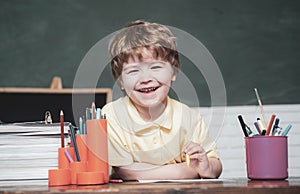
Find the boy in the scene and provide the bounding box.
[102,20,222,180]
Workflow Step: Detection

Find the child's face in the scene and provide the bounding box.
[120,49,176,108]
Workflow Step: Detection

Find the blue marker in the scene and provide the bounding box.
[281,124,292,136]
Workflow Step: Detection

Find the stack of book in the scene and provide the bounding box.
[0,122,69,181]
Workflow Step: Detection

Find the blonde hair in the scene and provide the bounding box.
[108,20,180,81]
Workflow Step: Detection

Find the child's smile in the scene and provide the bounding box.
[137,86,159,93]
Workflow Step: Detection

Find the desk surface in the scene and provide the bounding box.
[1,178,300,194]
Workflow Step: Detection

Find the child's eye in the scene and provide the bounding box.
[151,65,162,70]
[127,69,139,74]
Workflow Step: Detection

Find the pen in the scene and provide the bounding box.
[266,114,276,136]
[273,126,283,136]
[238,115,248,137]
[281,124,292,136]
[271,118,280,135]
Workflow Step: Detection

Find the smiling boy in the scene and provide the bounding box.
[102,20,222,180]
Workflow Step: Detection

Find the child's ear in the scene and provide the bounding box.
[171,74,177,82]
[118,78,124,90]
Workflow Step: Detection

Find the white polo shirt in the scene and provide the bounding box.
[102,96,219,167]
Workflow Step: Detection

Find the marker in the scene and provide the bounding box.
[281,124,292,136]
[238,115,248,137]
[271,118,280,135]
[254,122,262,135]
[266,114,276,136]
[186,153,190,167]
[254,88,268,128]
[257,118,266,135]
[60,110,65,148]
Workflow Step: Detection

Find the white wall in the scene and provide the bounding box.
[194,104,300,178]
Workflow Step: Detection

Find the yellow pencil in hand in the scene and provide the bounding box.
[186,153,190,167]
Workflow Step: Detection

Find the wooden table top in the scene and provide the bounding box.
[1,178,300,194]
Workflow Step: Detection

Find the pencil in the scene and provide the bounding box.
[69,123,80,162]
[254,88,268,128]
[60,110,64,148]
[186,153,190,167]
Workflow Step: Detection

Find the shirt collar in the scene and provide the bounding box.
[125,96,172,135]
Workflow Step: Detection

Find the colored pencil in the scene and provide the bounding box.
[60,110,64,148]
[254,88,268,128]
[69,123,80,162]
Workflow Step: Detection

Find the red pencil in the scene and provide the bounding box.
[60,110,65,148]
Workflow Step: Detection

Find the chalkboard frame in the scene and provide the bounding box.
[0,87,112,125]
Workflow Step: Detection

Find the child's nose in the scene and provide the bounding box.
[139,71,153,83]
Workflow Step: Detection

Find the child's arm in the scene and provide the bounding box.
[113,162,200,180]
[112,148,222,180]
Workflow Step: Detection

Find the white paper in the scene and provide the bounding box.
[138,179,227,183]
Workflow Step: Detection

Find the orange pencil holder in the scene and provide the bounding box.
[86,119,109,183]
[70,161,87,185]
[58,147,75,169]
[48,168,70,186]
[77,171,104,185]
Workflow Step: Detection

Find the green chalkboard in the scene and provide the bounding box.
[0,88,111,125]
[0,0,300,106]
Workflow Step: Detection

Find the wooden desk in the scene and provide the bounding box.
[1,178,300,194]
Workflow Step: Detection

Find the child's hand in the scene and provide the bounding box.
[183,141,211,177]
